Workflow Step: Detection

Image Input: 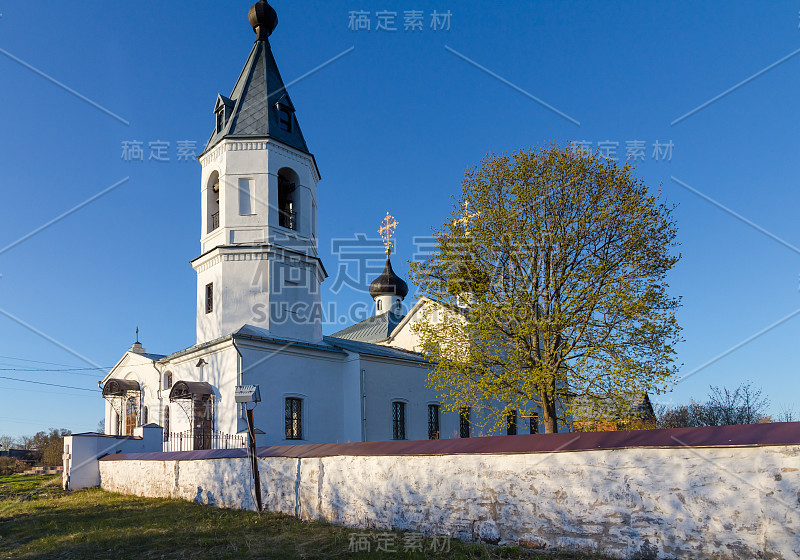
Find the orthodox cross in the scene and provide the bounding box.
[135,326,139,343]
[378,212,398,255]
[454,201,480,234]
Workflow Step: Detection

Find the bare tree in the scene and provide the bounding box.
[0,434,17,452]
[657,382,770,428]
[775,404,795,423]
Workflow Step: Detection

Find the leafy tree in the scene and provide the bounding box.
[28,428,71,466]
[411,144,681,433]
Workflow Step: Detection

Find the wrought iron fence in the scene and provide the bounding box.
[162,430,246,452]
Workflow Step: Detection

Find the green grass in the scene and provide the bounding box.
[0,474,612,560]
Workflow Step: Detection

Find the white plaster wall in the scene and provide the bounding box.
[64,426,162,490]
[99,445,800,559]
[195,138,322,345]
[238,341,347,446]
[160,342,240,438]
[361,356,460,441]
[340,354,364,443]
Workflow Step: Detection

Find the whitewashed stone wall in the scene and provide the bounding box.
[99,445,800,559]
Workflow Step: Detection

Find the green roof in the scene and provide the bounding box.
[330,312,406,344]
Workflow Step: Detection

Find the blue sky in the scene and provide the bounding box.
[0,1,798,438]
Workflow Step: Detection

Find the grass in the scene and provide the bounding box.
[0,474,613,560]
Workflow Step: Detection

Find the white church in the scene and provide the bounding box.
[100,0,544,450]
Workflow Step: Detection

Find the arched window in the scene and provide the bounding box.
[277,168,299,230]
[506,410,518,436]
[207,171,220,233]
[376,299,382,311]
[125,397,138,436]
[164,371,173,390]
[392,401,406,440]
[142,406,149,425]
[163,407,170,441]
[285,397,302,440]
[114,411,120,436]
[428,404,440,440]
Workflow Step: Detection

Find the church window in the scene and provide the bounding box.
[376,300,382,311]
[506,410,517,436]
[392,401,406,440]
[529,412,539,434]
[216,110,224,134]
[459,407,470,438]
[114,411,120,436]
[285,397,302,440]
[142,406,148,425]
[125,397,138,436]
[205,283,214,314]
[427,404,440,440]
[164,371,173,390]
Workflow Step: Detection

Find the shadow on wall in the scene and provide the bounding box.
[262,427,800,560]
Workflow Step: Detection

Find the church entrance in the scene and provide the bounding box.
[168,380,215,451]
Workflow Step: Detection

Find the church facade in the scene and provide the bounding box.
[101,1,544,449]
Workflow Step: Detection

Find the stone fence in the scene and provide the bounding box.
[98,423,800,559]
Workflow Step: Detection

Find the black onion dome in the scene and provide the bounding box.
[249,0,278,40]
[369,256,409,299]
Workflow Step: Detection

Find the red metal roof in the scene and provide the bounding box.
[100,422,800,462]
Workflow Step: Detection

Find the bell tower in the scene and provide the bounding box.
[192,0,326,344]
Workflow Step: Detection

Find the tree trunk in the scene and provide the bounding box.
[540,381,559,433]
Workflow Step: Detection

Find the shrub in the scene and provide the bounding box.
[0,457,25,476]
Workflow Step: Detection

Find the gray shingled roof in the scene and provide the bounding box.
[329,312,405,343]
[203,40,309,156]
[154,324,427,367]
[322,336,428,364]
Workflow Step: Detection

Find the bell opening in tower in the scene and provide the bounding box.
[207,171,220,233]
[277,168,299,230]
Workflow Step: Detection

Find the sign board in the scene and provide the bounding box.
[234,385,261,403]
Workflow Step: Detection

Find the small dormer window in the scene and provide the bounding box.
[277,104,292,132]
[214,95,234,135]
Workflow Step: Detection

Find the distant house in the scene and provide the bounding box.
[572,392,656,432]
[0,448,42,464]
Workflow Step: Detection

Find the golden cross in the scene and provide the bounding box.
[454,201,481,233]
[378,212,398,254]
